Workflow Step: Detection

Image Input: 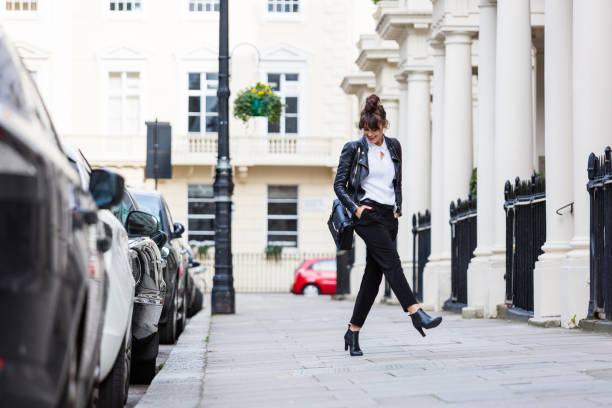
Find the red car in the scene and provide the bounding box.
[291,257,337,296]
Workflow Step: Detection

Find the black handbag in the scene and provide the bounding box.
[328,199,354,249]
[328,146,360,250]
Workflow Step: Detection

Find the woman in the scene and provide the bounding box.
[334,94,442,357]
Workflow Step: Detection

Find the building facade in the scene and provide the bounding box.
[2,0,375,255]
[343,0,612,328]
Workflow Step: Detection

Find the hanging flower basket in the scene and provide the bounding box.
[233,82,283,124]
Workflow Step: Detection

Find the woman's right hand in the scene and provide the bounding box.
[355,205,373,219]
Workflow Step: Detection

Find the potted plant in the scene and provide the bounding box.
[233,82,283,124]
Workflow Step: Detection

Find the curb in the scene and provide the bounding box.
[135,311,211,408]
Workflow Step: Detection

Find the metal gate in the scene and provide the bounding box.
[587,146,612,320]
[445,194,477,309]
[411,211,431,302]
[504,174,546,313]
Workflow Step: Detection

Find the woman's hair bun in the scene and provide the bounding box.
[359,94,388,131]
[364,94,380,114]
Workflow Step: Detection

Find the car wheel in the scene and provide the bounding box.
[130,358,156,385]
[159,289,178,344]
[187,288,203,318]
[59,346,78,408]
[302,284,320,297]
[99,333,131,407]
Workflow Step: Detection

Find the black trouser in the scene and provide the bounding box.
[350,199,418,327]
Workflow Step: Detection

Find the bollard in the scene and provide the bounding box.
[333,248,353,299]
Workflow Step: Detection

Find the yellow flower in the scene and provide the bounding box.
[250,88,255,93]
[257,90,264,96]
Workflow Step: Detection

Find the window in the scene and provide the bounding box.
[267,73,299,134]
[111,191,136,226]
[5,1,37,11]
[107,71,141,135]
[188,184,215,245]
[312,259,336,271]
[189,0,218,12]
[188,72,218,134]
[267,185,298,247]
[109,0,141,12]
[267,0,298,13]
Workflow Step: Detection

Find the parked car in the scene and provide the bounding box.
[291,258,337,296]
[130,190,189,344]
[111,189,167,384]
[0,29,123,407]
[185,247,205,318]
[65,147,135,407]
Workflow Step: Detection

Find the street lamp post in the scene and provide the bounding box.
[212,0,235,314]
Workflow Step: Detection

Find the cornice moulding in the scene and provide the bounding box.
[340,73,376,96]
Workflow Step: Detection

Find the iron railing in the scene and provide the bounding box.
[587,146,612,320]
[445,195,477,309]
[192,252,335,293]
[504,175,546,313]
[411,211,431,302]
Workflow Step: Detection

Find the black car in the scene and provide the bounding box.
[0,29,124,407]
[111,189,167,384]
[130,190,189,344]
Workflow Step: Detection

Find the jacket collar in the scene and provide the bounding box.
[359,134,399,162]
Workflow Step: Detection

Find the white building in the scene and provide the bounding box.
[343,0,612,328]
[2,0,375,255]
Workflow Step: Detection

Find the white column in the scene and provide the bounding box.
[489,0,534,315]
[396,77,411,264]
[465,0,496,318]
[561,0,612,327]
[424,32,474,311]
[405,72,432,219]
[532,0,573,323]
[422,41,447,311]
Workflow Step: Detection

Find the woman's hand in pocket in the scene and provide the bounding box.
[356,205,373,219]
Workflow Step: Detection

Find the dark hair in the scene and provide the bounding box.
[359,94,388,131]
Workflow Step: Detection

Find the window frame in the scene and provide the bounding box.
[265,72,301,136]
[186,71,219,135]
[266,185,299,248]
[106,70,143,136]
[187,184,216,246]
[262,0,304,22]
[104,0,145,20]
[2,0,40,20]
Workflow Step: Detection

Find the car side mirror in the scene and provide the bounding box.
[125,210,159,236]
[173,222,185,238]
[151,230,168,249]
[89,169,124,210]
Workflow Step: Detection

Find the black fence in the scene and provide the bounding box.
[444,195,477,310]
[587,146,612,320]
[503,175,546,313]
[411,211,431,302]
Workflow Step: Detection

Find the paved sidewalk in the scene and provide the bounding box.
[202,294,612,407]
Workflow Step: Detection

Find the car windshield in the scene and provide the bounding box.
[133,193,164,231]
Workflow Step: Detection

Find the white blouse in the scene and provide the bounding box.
[361,138,396,207]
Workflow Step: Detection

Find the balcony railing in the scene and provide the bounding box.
[62,133,343,167]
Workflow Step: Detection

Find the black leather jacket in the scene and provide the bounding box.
[333,135,402,216]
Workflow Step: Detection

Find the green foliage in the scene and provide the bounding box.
[569,314,578,329]
[190,244,213,259]
[265,245,283,261]
[233,82,283,124]
[470,167,477,197]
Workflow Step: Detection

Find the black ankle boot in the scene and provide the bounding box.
[410,309,442,337]
[344,325,363,356]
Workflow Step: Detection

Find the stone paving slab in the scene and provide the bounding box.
[202,294,612,407]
